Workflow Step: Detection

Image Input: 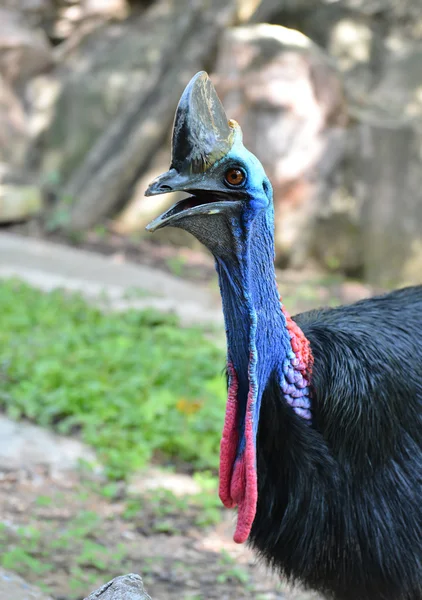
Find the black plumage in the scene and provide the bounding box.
[251,286,422,600]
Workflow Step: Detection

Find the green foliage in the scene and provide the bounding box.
[0,279,226,479]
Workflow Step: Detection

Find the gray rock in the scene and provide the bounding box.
[0,183,43,223]
[84,574,152,600]
[0,567,53,600]
[346,41,422,285]
[244,2,422,283]
[0,7,53,86]
[0,76,28,167]
[33,0,239,231]
[0,232,224,327]
[213,24,348,268]
[0,415,97,474]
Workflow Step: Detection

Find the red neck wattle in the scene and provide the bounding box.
[218,307,313,544]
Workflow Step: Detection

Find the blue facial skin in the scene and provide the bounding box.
[211,136,311,460]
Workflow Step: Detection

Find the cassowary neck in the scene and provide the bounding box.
[215,208,312,544]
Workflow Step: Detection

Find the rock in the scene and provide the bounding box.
[0,0,53,29]
[35,0,239,231]
[214,24,348,267]
[0,76,28,166]
[349,40,422,285]
[82,0,129,20]
[0,415,97,475]
[0,164,43,223]
[83,574,152,600]
[357,115,422,286]
[242,3,422,282]
[0,7,53,86]
[0,6,53,178]
[0,567,53,600]
[0,183,43,223]
[0,232,224,327]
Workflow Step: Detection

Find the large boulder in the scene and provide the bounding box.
[0,6,53,169]
[0,567,53,600]
[247,0,422,284]
[32,0,240,230]
[354,44,422,286]
[213,24,348,268]
[0,7,53,87]
[83,574,152,600]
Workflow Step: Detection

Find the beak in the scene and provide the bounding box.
[145,71,239,233]
[144,168,192,198]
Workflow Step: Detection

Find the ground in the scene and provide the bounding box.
[0,463,321,600]
[0,226,380,600]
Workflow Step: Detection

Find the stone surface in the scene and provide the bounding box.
[214,24,348,268]
[84,574,152,600]
[0,184,43,223]
[0,76,28,166]
[0,567,53,600]
[34,0,238,231]
[0,415,97,473]
[347,39,422,285]
[1,0,421,283]
[82,0,129,19]
[0,164,44,223]
[0,232,223,327]
[0,7,53,86]
[244,3,422,284]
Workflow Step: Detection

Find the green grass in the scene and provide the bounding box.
[0,279,226,479]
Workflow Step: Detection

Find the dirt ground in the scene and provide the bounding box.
[9,223,378,315]
[0,465,322,600]
[1,224,380,599]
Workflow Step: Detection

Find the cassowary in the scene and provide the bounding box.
[145,72,422,600]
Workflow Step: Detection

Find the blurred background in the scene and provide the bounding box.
[0,0,421,599]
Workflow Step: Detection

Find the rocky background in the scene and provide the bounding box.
[1,0,421,287]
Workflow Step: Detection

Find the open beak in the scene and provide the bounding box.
[145,71,237,233]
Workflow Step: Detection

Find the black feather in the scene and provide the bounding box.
[249,286,422,600]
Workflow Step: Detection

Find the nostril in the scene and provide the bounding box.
[160,185,173,191]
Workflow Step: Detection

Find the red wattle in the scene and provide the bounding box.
[219,304,313,546]
[233,380,258,544]
[219,361,258,545]
[219,362,239,509]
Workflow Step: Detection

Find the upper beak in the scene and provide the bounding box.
[145,168,191,198]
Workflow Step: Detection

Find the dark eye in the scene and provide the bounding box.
[224,167,246,187]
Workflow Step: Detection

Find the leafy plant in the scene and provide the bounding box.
[0,279,226,479]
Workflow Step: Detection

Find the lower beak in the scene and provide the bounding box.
[145,168,239,233]
[145,196,236,232]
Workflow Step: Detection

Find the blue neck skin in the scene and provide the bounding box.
[215,205,311,456]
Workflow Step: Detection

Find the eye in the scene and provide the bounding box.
[224,167,246,187]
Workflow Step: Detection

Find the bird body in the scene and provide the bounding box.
[253,286,422,600]
[146,72,422,600]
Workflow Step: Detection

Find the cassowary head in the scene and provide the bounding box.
[146,72,311,545]
[145,71,273,255]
